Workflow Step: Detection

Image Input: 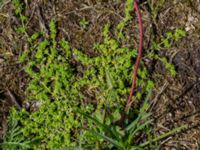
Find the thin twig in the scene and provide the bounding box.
[6,89,22,110]
[150,81,169,111]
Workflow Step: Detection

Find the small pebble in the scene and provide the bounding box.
[0,58,4,64]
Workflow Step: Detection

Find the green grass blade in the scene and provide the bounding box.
[140,125,188,147]
[125,113,151,132]
[105,68,113,89]
[90,130,125,149]
[128,119,153,144]
[77,110,118,139]
[130,146,143,150]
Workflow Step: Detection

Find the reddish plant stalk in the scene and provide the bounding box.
[125,0,143,112]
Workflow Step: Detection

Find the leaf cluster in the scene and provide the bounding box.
[79,99,152,150]
[117,0,134,39]
[11,0,27,33]
[150,29,186,76]
[74,24,154,108]
[1,108,31,150]
[14,20,85,149]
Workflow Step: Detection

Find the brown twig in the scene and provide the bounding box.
[150,81,169,111]
[6,89,22,110]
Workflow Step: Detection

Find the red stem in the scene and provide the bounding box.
[125,0,143,112]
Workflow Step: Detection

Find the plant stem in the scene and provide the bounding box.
[140,125,188,147]
[125,0,143,111]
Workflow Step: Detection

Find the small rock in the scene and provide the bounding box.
[185,13,198,31]
[194,66,200,74]
[0,58,4,64]
[25,101,42,111]
[196,0,200,12]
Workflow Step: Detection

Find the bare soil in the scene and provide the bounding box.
[152,1,200,149]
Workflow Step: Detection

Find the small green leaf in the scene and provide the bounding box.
[112,109,121,122]
[105,68,113,89]
[90,130,125,149]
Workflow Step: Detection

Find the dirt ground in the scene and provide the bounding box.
[152,1,200,149]
[0,0,200,149]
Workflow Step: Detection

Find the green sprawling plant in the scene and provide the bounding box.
[74,24,154,107]
[117,0,134,39]
[150,29,186,76]
[12,20,84,149]
[6,0,187,149]
[10,20,153,149]
[0,108,31,150]
[10,21,154,149]
[147,0,166,21]
[152,29,186,50]
[11,0,27,33]
[79,17,89,29]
